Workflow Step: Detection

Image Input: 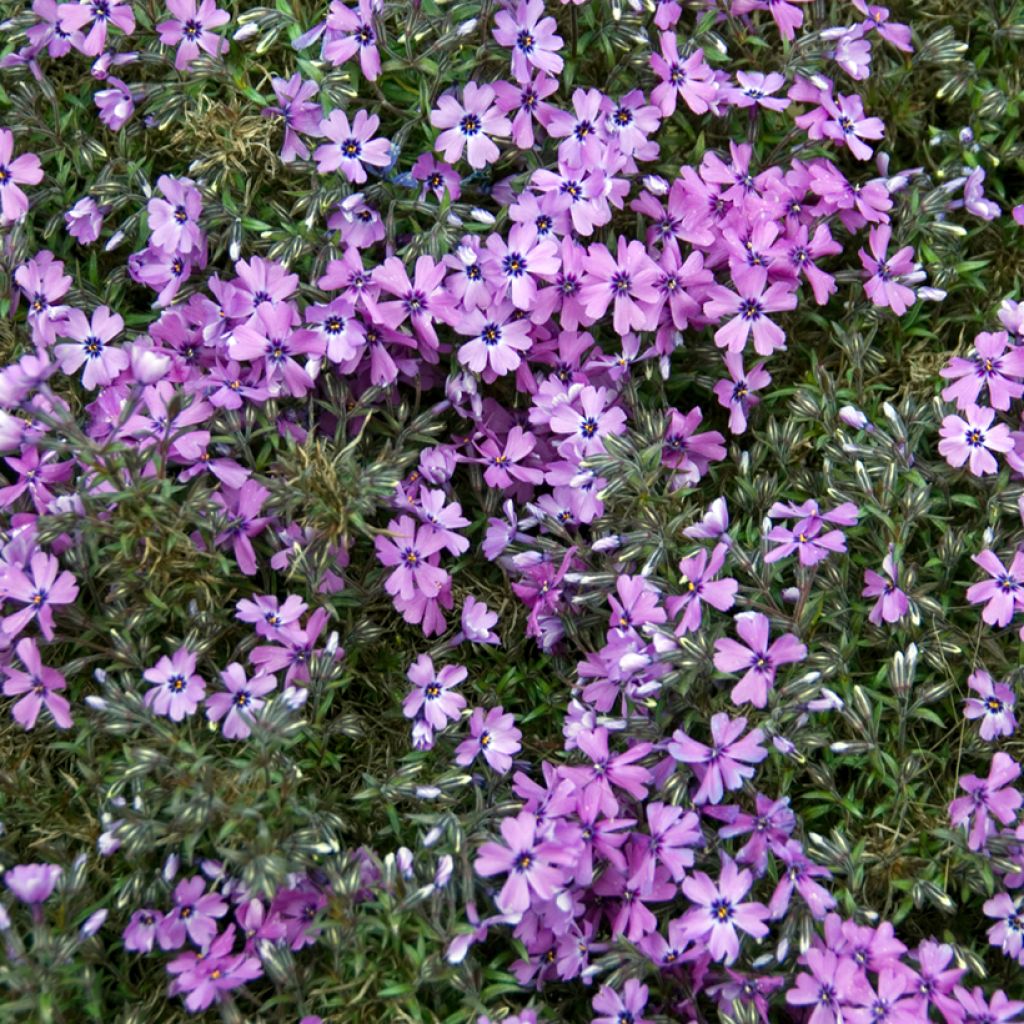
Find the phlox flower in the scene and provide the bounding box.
[411,153,461,202]
[2,637,72,730]
[715,793,795,874]
[984,892,1024,961]
[492,71,559,150]
[666,543,737,635]
[938,404,1013,476]
[211,480,271,576]
[26,0,82,59]
[821,93,885,160]
[148,175,204,255]
[484,224,560,312]
[592,980,652,1024]
[859,225,916,315]
[786,948,870,1024]
[54,305,129,390]
[157,0,230,71]
[371,254,457,352]
[730,70,790,111]
[492,0,564,80]
[861,548,909,625]
[846,969,921,1024]
[643,801,701,882]
[965,669,1017,741]
[548,385,627,456]
[732,0,811,40]
[951,987,1024,1024]
[58,0,134,56]
[206,663,276,739]
[458,595,500,645]
[668,713,768,805]
[0,129,43,226]
[324,0,381,80]
[123,909,164,952]
[167,924,262,1012]
[580,237,660,335]
[474,810,572,914]
[262,74,323,163]
[940,331,1024,412]
[544,87,607,165]
[661,406,727,486]
[767,840,836,920]
[455,706,522,773]
[714,611,807,709]
[949,751,1023,851]
[4,863,61,904]
[713,352,770,435]
[315,109,392,183]
[650,36,716,117]
[912,940,965,1020]
[157,876,228,950]
[852,0,913,51]
[456,304,534,379]
[703,278,797,356]
[431,83,511,169]
[764,500,860,566]
[475,426,545,490]
[565,726,653,815]
[143,647,206,722]
[403,655,466,730]
[64,196,104,244]
[375,515,450,601]
[2,550,79,641]
[677,856,769,965]
[94,76,135,130]
[608,575,667,634]
[684,496,731,542]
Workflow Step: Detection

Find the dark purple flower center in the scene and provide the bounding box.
[402,547,420,566]
[986,696,1004,713]
[173,205,188,224]
[875,261,893,281]
[838,114,856,134]
[792,246,809,266]
[0,166,10,186]
[167,674,186,693]
[31,589,48,607]
[404,290,427,315]
[480,731,491,746]
[92,1,111,19]
[580,416,598,439]
[612,106,632,127]
[425,682,442,699]
[503,252,527,277]
[611,272,632,295]
[355,24,374,45]
[341,138,362,159]
[515,852,534,871]
[535,214,552,235]
[739,298,763,321]
[522,87,539,111]
[459,113,481,136]
[733,380,750,401]
[481,323,502,346]
[668,64,687,85]
[573,119,594,140]
[84,335,104,358]
[267,340,289,364]
[710,897,733,922]
[965,427,985,447]
[182,19,202,39]
[234,691,252,707]
[516,29,535,53]
[324,315,345,334]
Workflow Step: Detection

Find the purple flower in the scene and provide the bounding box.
[608,575,667,634]
[666,543,737,635]
[592,980,652,1024]
[64,196,104,244]
[714,612,807,709]
[949,751,1023,851]
[484,224,560,312]
[859,225,916,315]
[2,550,79,642]
[678,856,769,964]
[94,76,135,130]
[455,706,522,773]
[786,948,869,1024]
[713,352,770,434]
[211,480,272,575]
[846,969,920,1024]
[966,548,1024,627]
[430,82,511,169]
[965,669,1017,741]
[767,840,836,920]
[650,36,715,116]
[455,302,534,378]
[668,713,768,805]
[474,810,572,914]
[0,129,43,226]
[323,0,381,80]
[157,875,228,950]
[206,663,276,739]
[730,70,790,110]
[703,277,797,356]
[492,0,563,80]
[403,655,466,730]
[57,0,135,56]
[821,93,885,160]
[492,70,558,149]
[411,153,461,202]
[984,892,1024,961]
[235,594,308,638]
[314,109,392,183]
[2,637,72,730]
[548,385,627,456]
[939,404,1013,476]
[962,167,1001,221]
[940,331,1024,412]
[861,548,910,625]
[661,406,727,486]
[4,863,61,904]
[371,254,457,352]
[952,987,1024,1024]
[166,924,262,1012]
[852,0,913,51]
[148,175,204,255]
[54,305,129,390]
[157,0,230,71]
[580,237,660,335]
[143,648,206,721]
[375,515,450,602]
[262,73,323,163]
[459,595,500,645]
[123,908,164,952]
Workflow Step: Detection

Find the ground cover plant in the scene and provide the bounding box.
[0,0,1023,1020]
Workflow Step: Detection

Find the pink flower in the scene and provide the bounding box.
[492,0,564,80]
[430,83,511,169]
[580,237,661,335]
[949,751,1023,851]
[64,196,104,244]
[666,542,737,634]
[859,225,916,315]
[0,129,43,226]
[965,669,1017,741]
[712,352,770,434]
[455,706,522,773]
[938,404,1013,476]
[714,611,807,709]
[940,331,1024,411]
[206,663,277,739]
[54,305,129,390]
[323,0,381,80]
[984,892,1024,960]
[403,654,466,730]
[593,980,652,1024]
[2,637,72,730]
[703,278,797,356]
[548,385,627,456]
[147,175,204,254]
[157,0,230,71]
[730,70,790,111]
[786,948,870,1023]
[374,515,450,601]
[4,863,62,904]
[2,551,79,642]
[58,0,135,56]
[650,36,716,116]
[455,304,533,379]
[157,876,228,950]
[668,713,768,805]
[484,224,560,311]
[967,548,1024,627]
[861,548,909,625]
[677,856,770,964]
[314,109,392,183]
[143,647,206,722]
[475,426,545,489]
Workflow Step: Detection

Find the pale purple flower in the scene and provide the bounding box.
[492,0,563,80]
[206,663,276,739]
[963,167,1001,221]
[403,655,466,730]
[94,76,135,129]
[580,237,661,335]
[967,549,1024,627]
[3,637,71,730]
[985,892,1024,960]
[314,109,392,183]
[65,196,104,244]
[455,302,533,377]
[2,551,79,642]
[861,548,909,625]
[859,225,916,315]
[786,948,869,1024]
[940,331,1024,412]
[548,385,627,456]
[703,278,797,356]
[684,496,730,542]
[323,0,381,80]
[411,153,461,202]
[768,840,836,920]
[939,404,1013,476]
[235,594,308,638]
[592,980,652,1024]
[0,129,43,226]
[455,706,522,773]
[4,863,61,904]
[822,93,885,160]
[374,515,450,601]
[148,175,204,254]
[965,669,1017,741]
[58,0,135,56]
[262,73,323,162]
[650,36,716,117]
[123,909,164,952]
[731,71,790,110]
[712,352,770,434]
[431,83,511,169]
[157,875,228,950]
[157,0,230,71]
[665,543,737,635]
[143,648,205,721]
[54,305,129,390]
[668,713,768,805]
[714,611,807,708]
[459,595,500,645]
[949,751,1023,851]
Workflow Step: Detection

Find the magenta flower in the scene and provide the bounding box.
[475,426,545,490]
[703,278,797,356]
[666,543,737,634]
[206,663,276,739]
[229,303,322,397]
[262,73,323,163]
[985,892,1024,960]
[3,637,72,730]
[677,856,769,964]
[643,801,700,882]
[608,575,667,634]
[403,655,466,730]
[580,237,661,335]
[167,925,262,1013]
[786,948,869,1024]
[324,0,381,80]
[661,406,727,487]
[859,225,916,315]
[768,840,836,920]
[455,706,522,773]
[668,713,768,805]
[593,980,652,1024]
[148,175,204,254]
[853,0,913,50]
[939,404,1013,476]
[949,751,1023,851]
[456,303,533,378]
[4,863,61,904]
[474,810,571,913]
[821,93,885,160]
[484,224,560,311]
[861,548,909,625]
[941,331,1024,412]
[314,109,392,183]
[94,76,135,130]
[2,550,79,642]
[731,70,790,111]
[492,0,563,80]
[57,0,134,55]
[211,480,271,576]
[714,612,807,709]
[967,548,1024,627]
[0,129,43,226]
[649,36,715,116]
[143,647,206,722]
[65,196,104,244]
[54,305,128,390]
[123,909,164,952]
[157,0,230,71]
[713,352,770,435]
[548,385,627,456]
[965,669,1017,741]
[764,500,860,566]
[236,594,308,637]
[431,83,511,169]
[411,153,461,202]
[492,71,558,149]
[375,515,450,601]
[372,254,457,352]
[952,987,1024,1024]
[157,876,228,950]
